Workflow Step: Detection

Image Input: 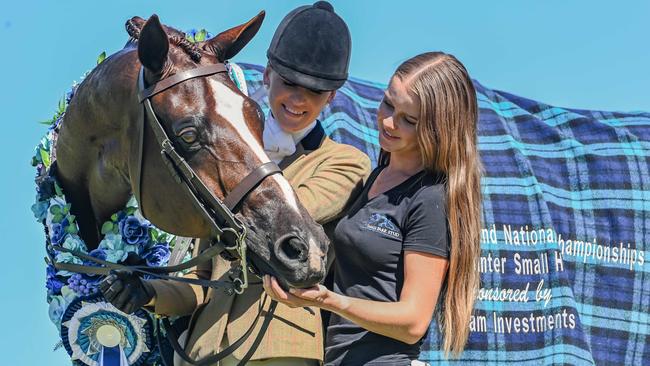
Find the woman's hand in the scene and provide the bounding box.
[262,275,332,309]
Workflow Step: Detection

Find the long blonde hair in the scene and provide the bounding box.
[394,52,482,357]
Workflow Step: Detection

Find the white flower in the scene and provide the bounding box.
[99,233,136,263]
[62,235,87,253]
[48,295,67,329]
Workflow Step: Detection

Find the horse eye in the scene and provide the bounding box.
[179,129,198,144]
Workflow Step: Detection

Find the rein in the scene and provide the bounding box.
[48,62,284,365]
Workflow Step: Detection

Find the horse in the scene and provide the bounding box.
[52,12,328,289]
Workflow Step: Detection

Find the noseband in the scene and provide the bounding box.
[133,63,282,292]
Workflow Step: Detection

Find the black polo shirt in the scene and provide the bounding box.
[325,166,449,366]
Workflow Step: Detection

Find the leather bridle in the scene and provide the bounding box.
[134,62,282,293]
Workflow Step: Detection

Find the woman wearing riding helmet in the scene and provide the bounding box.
[100,2,370,365]
[264,52,483,365]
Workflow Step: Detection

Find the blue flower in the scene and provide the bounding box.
[99,233,136,263]
[143,243,171,267]
[31,200,49,221]
[46,265,64,296]
[50,223,66,245]
[68,273,101,296]
[116,210,127,222]
[84,248,107,267]
[38,176,56,201]
[119,216,151,247]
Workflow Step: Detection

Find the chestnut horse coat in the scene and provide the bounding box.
[149,124,370,363]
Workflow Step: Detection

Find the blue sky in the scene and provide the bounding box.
[1,1,648,364]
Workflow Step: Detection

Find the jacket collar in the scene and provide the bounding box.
[300,120,325,151]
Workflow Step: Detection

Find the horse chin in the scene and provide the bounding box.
[246,246,325,290]
[283,263,326,289]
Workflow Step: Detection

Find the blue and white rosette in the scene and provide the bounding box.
[60,295,156,366]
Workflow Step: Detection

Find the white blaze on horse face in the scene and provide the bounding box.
[208,79,300,213]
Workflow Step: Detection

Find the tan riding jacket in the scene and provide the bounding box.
[148,126,370,364]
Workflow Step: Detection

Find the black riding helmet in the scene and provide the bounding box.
[267,1,351,91]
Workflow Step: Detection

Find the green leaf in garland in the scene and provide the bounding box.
[113,224,120,234]
[101,221,114,235]
[53,213,64,223]
[186,33,195,43]
[58,98,66,114]
[97,51,106,65]
[194,29,207,42]
[111,213,118,222]
[63,203,72,214]
[50,205,62,215]
[40,148,51,169]
[65,225,78,234]
[151,229,159,241]
[126,207,136,215]
[54,182,64,197]
[68,215,76,223]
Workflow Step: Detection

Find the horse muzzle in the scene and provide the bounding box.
[272,233,327,288]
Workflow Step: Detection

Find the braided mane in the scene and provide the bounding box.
[125,18,202,62]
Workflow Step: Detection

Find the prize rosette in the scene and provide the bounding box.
[60,294,157,366]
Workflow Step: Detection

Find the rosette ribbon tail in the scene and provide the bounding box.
[99,345,129,366]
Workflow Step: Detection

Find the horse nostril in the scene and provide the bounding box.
[275,235,308,262]
[283,239,301,260]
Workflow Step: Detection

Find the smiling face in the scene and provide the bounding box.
[377,76,422,160]
[263,67,335,132]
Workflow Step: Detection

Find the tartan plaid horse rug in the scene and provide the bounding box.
[237,62,649,366]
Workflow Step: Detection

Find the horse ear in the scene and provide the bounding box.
[138,14,169,75]
[127,16,146,31]
[206,11,265,62]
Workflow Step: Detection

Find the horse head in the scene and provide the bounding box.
[56,13,328,288]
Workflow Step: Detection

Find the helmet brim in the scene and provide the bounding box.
[268,57,346,92]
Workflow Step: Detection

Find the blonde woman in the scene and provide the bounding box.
[264,52,482,365]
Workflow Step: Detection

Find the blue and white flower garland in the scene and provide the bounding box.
[32,127,177,324]
[32,29,236,365]
[31,49,192,366]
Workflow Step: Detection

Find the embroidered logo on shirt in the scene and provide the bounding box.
[362,213,402,239]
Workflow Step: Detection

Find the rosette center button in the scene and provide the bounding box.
[96,324,121,348]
